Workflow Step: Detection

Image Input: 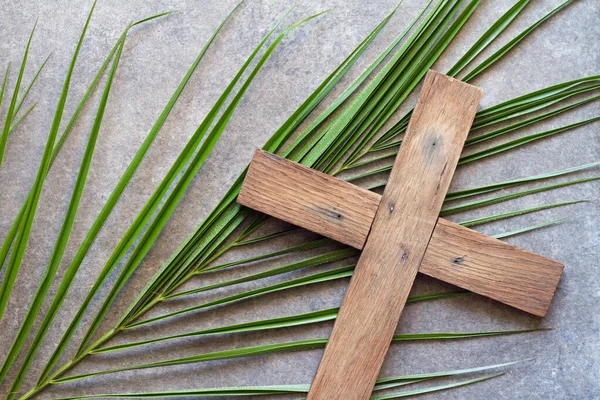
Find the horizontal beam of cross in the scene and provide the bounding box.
[238,149,564,317]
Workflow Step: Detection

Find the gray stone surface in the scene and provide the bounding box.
[0,0,598,398]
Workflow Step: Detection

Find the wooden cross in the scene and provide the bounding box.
[237,70,564,399]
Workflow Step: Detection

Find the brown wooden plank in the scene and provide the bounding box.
[420,218,563,316]
[307,71,482,399]
[239,149,563,317]
[238,150,380,249]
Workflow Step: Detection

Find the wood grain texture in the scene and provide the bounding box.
[420,218,563,316]
[238,150,380,249]
[238,149,564,316]
[307,71,482,399]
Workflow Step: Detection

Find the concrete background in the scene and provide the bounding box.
[0,0,598,398]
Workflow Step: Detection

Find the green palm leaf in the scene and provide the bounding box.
[459,116,600,165]
[447,0,530,77]
[109,0,588,349]
[371,373,503,399]
[458,200,586,227]
[97,292,465,354]
[465,93,600,146]
[374,75,599,151]
[441,175,600,216]
[343,117,599,182]
[1,23,128,398]
[0,12,127,297]
[0,3,95,321]
[0,21,36,165]
[2,53,50,138]
[12,53,51,116]
[33,5,239,386]
[0,63,10,111]
[444,161,600,201]
[17,7,332,398]
[52,360,522,398]
[461,0,574,82]
[53,329,536,384]
[493,218,567,239]
[74,6,329,358]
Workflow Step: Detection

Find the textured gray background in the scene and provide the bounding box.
[0,0,599,399]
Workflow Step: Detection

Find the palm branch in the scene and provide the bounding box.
[0,0,597,398]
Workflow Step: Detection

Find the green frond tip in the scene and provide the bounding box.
[278,0,415,159]
[474,75,600,124]
[0,63,10,112]
[0,20,37,166]
[465,92,600,147]
[132,10,179,26]
[462,0,575,82]
[458,199,587,228]
[8,102,36,135]
[13,52,52,118]
[493,217,567,239]
[371,372,504,400]
[447,0,530,77]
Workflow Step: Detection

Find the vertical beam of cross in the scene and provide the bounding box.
[306,71,481,399]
